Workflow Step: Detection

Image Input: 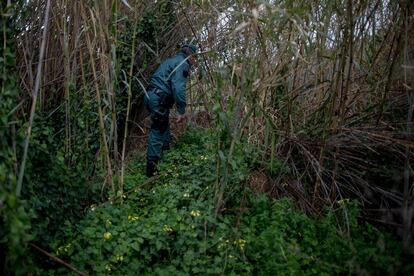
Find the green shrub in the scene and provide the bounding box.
[38,128,410,275]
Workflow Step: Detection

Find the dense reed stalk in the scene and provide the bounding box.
[16,0,51,197]
[11,0,413,243]
[179,0,413,241]
[120,9,139,202]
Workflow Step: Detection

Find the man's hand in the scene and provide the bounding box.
[176,114,186,123]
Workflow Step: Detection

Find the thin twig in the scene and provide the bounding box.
[29,243,87,276]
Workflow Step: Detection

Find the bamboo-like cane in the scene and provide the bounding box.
[16,0,51,197]
[119,10,139,203]
[81,4,115,195]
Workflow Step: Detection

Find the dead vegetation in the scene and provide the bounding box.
[11,0,414,245]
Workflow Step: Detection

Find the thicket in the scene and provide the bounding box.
[1,0,196,273]
[1,0,413,274]
[35,129,413,275]
[189,0,414,246]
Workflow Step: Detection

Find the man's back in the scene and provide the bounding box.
[150,52,189,95]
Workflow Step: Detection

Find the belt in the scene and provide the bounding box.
[148,86,168,97]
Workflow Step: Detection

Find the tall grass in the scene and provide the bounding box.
[12,0,413,245]
[14,0,173,194]
[179,0,413,244]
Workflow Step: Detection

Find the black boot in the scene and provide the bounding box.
[162,144,170,151]
[146,160,157,177]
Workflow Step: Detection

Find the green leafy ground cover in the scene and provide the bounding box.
[41,129,411,275]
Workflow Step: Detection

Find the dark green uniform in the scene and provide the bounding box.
[145,50,191,175]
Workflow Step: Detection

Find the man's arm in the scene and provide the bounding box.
[171,61,190,115]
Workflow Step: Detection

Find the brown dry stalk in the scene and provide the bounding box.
[120,8,139,201]
[29,243,87,276]
[81,3,115,194]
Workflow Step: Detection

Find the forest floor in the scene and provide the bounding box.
[39,127,412,275]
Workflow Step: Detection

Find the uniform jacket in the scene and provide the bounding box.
[149,51,190,115]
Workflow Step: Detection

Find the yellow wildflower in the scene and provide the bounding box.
[128,214,139,221]
[56,243,71,256]
[103,232,112,240]
[163,224,173,233]
[338,198,350,205]
[190,210,201,217]
[234,239,246,250]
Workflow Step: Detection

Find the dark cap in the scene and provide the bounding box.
[182,44,197,54]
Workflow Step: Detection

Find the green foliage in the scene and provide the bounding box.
[2,2,184,274]
[39,128,411,275]
[0,196,33,274]
[0,7,20,196]
[1,7,102,271]
[242,197,407,275]
[0,2,34,274]
[2,1,411,274]
[22,117,101,249]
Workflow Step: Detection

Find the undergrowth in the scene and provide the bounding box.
[38,128,412,275]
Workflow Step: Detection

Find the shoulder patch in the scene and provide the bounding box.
[183,70,189,78]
